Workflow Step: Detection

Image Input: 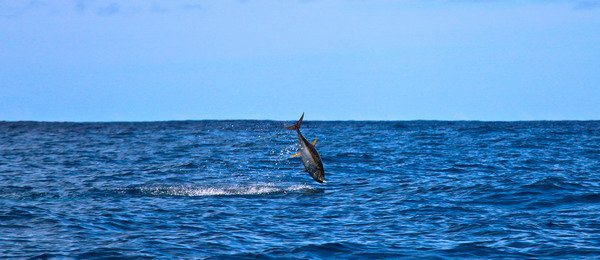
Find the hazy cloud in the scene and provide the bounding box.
[1,0,598,18]
[149,3,168,14]
[96,2,119,16]
[82,0,204,15]
[0,0,204,17]
[179,3,203,11]
[574,0,600,10]
[0,0,41,17]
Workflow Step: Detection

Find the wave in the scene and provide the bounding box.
[208,242,387,259]
[114,183,322,197]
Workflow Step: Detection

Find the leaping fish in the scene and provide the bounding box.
[286,113,325,183]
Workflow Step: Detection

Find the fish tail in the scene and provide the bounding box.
[286,112,304,130]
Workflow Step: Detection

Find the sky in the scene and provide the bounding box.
[1,0,599,121]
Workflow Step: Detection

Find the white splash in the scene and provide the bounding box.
[126,183,320,197]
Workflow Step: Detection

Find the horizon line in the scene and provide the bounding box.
[1,119,599,124]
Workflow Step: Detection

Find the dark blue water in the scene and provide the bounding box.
[1,120,599,258]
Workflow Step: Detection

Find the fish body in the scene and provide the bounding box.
[286,113,325,183]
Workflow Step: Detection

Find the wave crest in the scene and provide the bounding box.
[116,183,322,197]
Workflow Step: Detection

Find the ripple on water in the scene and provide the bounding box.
[1,121,599,258]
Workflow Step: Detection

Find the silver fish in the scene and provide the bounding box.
[286,113,325,183]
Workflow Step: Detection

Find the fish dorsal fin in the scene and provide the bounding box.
[312,137,318,146]
[291,152,301,158]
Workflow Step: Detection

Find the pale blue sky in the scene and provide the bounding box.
[1,0,599,121]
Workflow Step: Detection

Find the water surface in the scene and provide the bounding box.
[1,121,599,258]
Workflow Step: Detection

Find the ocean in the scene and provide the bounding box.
[1,120,599,258]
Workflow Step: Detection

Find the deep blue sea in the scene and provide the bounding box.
[1,120,599,259]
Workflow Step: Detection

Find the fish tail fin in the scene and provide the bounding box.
[286,112,304,130]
